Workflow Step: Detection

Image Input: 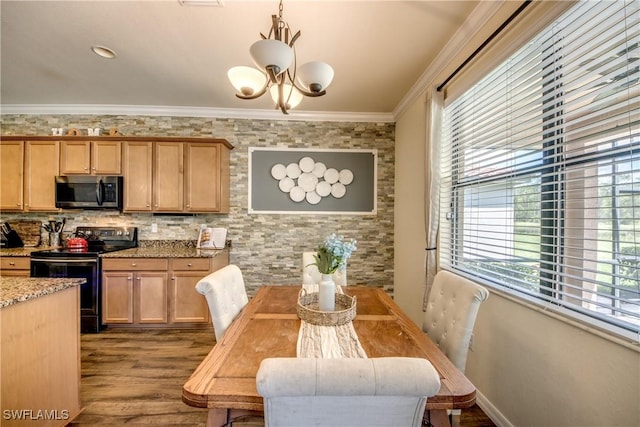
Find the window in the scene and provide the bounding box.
[440,0,639,336]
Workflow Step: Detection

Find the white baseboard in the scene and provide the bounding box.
[476,390,513,427]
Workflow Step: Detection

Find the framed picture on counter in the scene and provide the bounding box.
[197,226,227,249]
[248,147,377,215]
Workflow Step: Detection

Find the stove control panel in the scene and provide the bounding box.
[75,227,138,244]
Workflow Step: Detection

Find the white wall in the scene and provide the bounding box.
[393,96,427,325]
[394,92,640,427]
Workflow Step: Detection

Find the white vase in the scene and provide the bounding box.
[318,273,336,311]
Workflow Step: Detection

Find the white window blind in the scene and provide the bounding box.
[440,0,639,336]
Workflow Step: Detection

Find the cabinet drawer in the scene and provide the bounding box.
[170,258,210,271]
[102,258,168,271]
[0,257,30,270]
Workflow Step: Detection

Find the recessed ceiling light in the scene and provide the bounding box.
[91,45,116,59]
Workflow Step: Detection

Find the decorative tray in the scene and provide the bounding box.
[297,288,357,326]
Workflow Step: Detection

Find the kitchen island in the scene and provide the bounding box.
[1,277,85,426]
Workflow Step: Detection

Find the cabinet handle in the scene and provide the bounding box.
[187,263,192,267]
[131,263,137,267]
[127,276,132,281]
[171,277,175,280]
[137,277,141,281]
[9,262,15,266]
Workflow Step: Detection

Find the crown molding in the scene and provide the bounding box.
[0,104,395,124]
[393,0,504,118]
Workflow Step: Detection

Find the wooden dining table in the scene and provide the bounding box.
[182,285,476,427]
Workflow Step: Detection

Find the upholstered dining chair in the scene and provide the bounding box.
[423,269,489,427]
[256,357,441,427]
[302,251,347,286]
[195,264,249,341]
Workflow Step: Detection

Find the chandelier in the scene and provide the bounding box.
[227,0,334,114]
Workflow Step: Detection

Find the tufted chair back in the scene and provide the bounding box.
[423,270,489,373]
[195,264,249,341]
[257,357,441,427]
[302,251,347,286]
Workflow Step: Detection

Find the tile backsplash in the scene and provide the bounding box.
[1,114,395,295]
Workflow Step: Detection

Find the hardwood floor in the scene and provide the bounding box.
[69,328,495,426]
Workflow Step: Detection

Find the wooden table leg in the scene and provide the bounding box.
[206,408,263,427]
[425,409,451,427]
[206,408,228,427]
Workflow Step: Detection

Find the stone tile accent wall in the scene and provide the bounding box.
[1,115,395,295]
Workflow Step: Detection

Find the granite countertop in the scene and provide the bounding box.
[102,246,228,258]
[0,277,85,308]
[0,246,56,257]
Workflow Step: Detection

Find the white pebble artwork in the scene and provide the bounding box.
[271,156,354,204]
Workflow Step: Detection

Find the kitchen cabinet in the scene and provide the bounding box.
[101,258,168,325]
[24,140,60,211]
[1,136,232,214]
[124,140,231,213]
[60,140,122,175]
[169,254,228,324]
[123,141,185,213]
[185,142,230,213]
[0,141,24,211]
[154,142,184,212]
[102,253,229,328]
[0,139,59,212]
[0,256,30,277]
[123,141,153,211]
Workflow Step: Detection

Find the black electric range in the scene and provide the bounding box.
[30,226,138,333]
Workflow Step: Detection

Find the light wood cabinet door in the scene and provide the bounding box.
[154,142,184,212]
[24,140,59,211]
[61,140,122,175]
[123,141,153,211]
[0,141,24,211]
[135,272,168,323]
[102,272,134,324]
[185,142,229,213]
[92,140,122,174]
[170,258,212,324]
[60,141,91,174]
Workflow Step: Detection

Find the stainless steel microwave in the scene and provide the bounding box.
[55,176,123,210]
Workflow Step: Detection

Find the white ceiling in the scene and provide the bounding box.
[1,0,481,121]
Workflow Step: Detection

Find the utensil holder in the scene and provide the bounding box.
[49,232,61,247]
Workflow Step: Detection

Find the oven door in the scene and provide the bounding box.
[31,257,102,333]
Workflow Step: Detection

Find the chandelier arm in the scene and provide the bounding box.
[291,80,327,97]
[289,30,301,47]
[234,83,269,100]
[277,82,289,114]
[266,66,280,84]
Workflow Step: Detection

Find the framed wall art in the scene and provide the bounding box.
[248,147,377,214]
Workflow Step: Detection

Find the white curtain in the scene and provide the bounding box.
[423,89,444,311]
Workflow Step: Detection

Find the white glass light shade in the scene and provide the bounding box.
[297,61,334,92]
[270,84,303,110]
[227,66,267,96]
[250,39,294,75]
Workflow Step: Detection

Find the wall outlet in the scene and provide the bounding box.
[468,333,475,351]
[151,223,158,233]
